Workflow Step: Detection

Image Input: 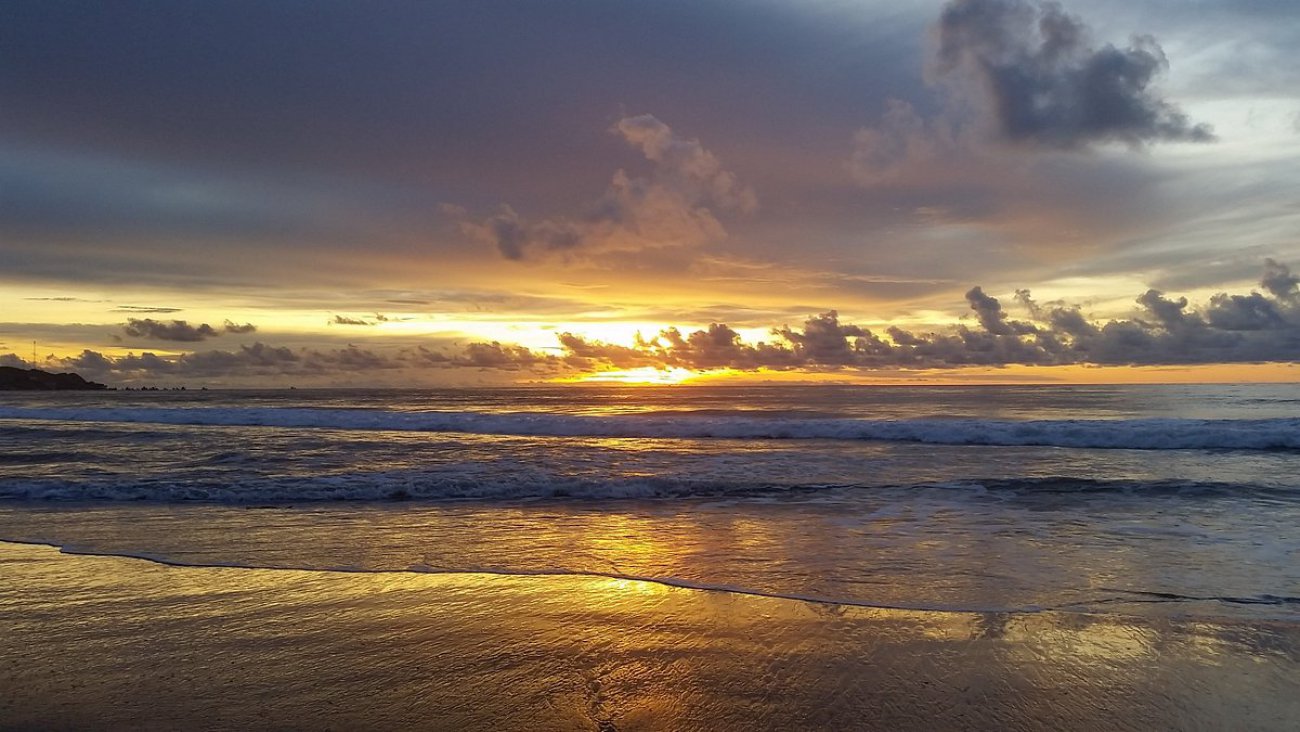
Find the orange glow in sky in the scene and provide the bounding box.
[567,367,702,385]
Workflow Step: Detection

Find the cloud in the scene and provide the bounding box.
[20,261,1300,382]
[849,99,959,184]
[1262,257,1300,301]
[933,0,1214,148]
[456,205,583,261]
[122,318,220,342]
[851,0,1215,185]
[549,259,1300,371]
[38,341,560,383]
[329,314,404,326]
[612,115,758,214]
[113,306,184,314]
[965,286,1014,335]
[121,317,256,341]
[1203,292,1285,331]
[455,342,550,369]
[331,315,377,326]
[452,115,755,260]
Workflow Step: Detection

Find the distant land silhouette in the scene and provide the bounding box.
[0,367,107,391]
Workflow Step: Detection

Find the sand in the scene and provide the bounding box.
[1,540,1296,731]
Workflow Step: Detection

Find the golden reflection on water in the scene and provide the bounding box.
[2,498,1285,625]
[571,513,671,564]
[2,541,1297,731]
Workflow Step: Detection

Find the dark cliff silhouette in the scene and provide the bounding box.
[0,367,108,391]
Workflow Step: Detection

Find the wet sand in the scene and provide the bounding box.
[1,540,1296,731]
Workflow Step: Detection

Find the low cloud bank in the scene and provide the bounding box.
[558,260,1300,371]
[17,261,1299,382]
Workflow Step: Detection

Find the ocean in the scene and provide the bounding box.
[1,383,1297,621]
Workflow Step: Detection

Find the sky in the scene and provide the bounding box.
[2,0,1299,386]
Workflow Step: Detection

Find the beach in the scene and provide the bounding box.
[3,539,1296,731]
[2,384,1298,729]
[8,0,1300,726]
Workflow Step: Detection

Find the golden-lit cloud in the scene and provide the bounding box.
[13,260,1297,386]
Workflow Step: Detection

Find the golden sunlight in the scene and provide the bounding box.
[568,366,700,385]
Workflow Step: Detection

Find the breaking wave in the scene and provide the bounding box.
[2,406,1299,450]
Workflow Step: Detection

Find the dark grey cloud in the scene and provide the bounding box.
[965,286,1014,335]
[852,0,1216,186]
[456,342,551,370]
[1261,257,1300,301]
[122,318,219,342]
[775,313,876,367]
[121,317,256,341]
[934,0,1214,148]
[1203,292,1285,331]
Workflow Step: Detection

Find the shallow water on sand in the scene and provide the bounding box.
[3,492,1298,621]
[2,541,1297,731]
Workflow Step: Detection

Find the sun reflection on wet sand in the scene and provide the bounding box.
[1,500,1295,625]
[2,541,1296,730]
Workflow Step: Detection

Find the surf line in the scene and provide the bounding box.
[1,537,1044,616]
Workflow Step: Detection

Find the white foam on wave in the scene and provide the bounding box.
[3,405,1299,450]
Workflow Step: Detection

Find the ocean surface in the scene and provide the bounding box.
[2,384,1298,621]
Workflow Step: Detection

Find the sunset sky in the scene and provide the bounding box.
[3,0,1299,385]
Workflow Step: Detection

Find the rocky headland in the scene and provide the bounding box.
[0,367,108,391]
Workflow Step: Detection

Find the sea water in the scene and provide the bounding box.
[1,384,1297,620]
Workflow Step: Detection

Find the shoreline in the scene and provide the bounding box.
[3,540,1296,730]
[6,535,1298,620]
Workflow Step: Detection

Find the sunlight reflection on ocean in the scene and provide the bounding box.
[1,384,1298,621]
